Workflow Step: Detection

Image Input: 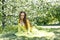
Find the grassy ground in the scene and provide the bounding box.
[0,26,60,40]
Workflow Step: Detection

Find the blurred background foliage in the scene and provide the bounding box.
[0,0,60,33]
[0,0,60,28]
[0,0,60,31]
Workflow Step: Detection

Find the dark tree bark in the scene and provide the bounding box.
[2,0,6,29]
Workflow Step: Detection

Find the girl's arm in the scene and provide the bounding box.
[18,23,21,32]
[17,19,21,32]
[27,19,32,33]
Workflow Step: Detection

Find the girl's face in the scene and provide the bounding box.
[20,13,25,20]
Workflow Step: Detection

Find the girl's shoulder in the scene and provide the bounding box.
[17,19,20,24]
[18,19,19,22]
[26,19,30,23]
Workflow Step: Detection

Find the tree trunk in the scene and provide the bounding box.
[2,0,6,29]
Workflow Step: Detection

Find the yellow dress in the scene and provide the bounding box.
[15,19,55,39]
[15,19,32,36]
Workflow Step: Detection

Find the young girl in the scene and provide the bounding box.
[15,11,55,39]
[15,11,32,36]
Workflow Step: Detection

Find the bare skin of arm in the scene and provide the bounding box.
[27,19,32,34]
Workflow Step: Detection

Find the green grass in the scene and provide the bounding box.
[0,26,60,40]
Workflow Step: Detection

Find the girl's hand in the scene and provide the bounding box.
[27,31,32,35]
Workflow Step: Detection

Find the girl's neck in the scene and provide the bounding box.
[20,19,23,22]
